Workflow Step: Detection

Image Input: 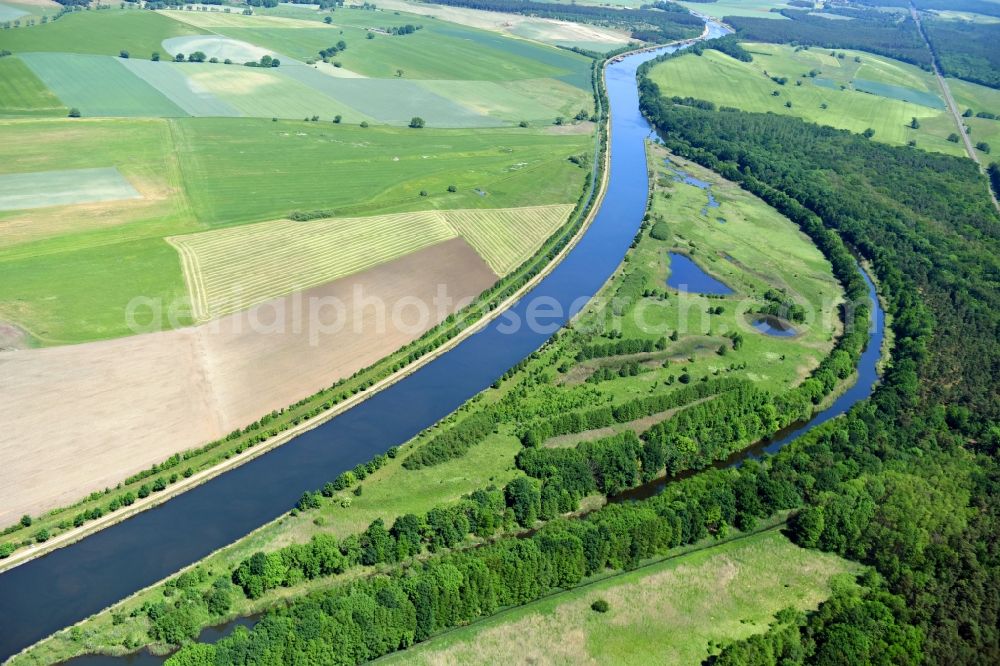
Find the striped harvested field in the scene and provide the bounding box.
[169,204,573,321]
[443,203,573,274]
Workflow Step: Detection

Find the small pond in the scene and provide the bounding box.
[664,159,719,215]
[751,315,798,337]
[666,252,733,295]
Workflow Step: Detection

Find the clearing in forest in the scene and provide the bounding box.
[379,528,861,665]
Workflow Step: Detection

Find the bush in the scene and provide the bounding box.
[447,185,457,192]
[591,598,610,613]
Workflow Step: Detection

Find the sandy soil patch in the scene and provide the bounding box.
[161,35,279,64]
[0,174,173,248]
[0,238,497,525]
[546,120,596,135]
[309,61,367,79]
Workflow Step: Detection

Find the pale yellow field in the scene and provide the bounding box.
[443,203,573,274]
[169,204,573,321]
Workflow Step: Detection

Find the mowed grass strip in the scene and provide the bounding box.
[20,52,187,118]
[649,44,965,157]
[0,56,65,117]
[168,211,459,320]
[380,529,860,666]
[444,203,573,274]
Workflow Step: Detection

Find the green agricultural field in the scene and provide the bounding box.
[179,65,368,122]
[171,118,591,227]
[20,52,187,118]
[676,0,794,20]
[0,2,27,23]
[0,117,589,342]
[276,67,499,127]
[947,77,1000,161]
[0,9,206,57]
[381,529,861,665]
[119,59,240,117]
[167,7,592,86]
[418,78,592,124]
[0,56,65,116]
[648,43,967,157]
[0,118,197,343]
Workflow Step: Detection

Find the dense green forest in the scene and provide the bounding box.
[726,9,932,68]
[922,19,1000,89]
[638,65,1000,662]
[424,0,704,42]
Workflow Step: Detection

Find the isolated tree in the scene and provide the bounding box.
[910,117,920,129]
[260,55,272,67]
[209,57,218,63]
[119,49,129,58]
[820,102,828,109]
[174,53,185,62]
[785,101,792,108]
[554,116,564,125]
[409,116,425,128]
[68,107,81,118]
[977,142,991,154]
[151,51,160,61]
[396,68,404,78]
[188,51,206,63]
[336,39,347,51]
[333,114,342,124]
[862,128,875,138]
[963,108,973,117]
[19,514,31,528]
[575,108,588,121]
[447,184,457,192]
[360,121,369,127]
[518,120,529,127]
[367,31,375,39]
[323,15,332,23]
[948,133,960,143]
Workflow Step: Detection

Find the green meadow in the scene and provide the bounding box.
[0,9,206,57]
[20,52,187,118]
[172,119,591,226]
[676,0,793,20]
[0,56,65,116]
[0,118,590,342]
[947,77,1000,161]
[649,43,967,157]
[381,529,860,665]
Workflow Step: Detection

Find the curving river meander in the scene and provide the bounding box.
[0,19,884,664]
